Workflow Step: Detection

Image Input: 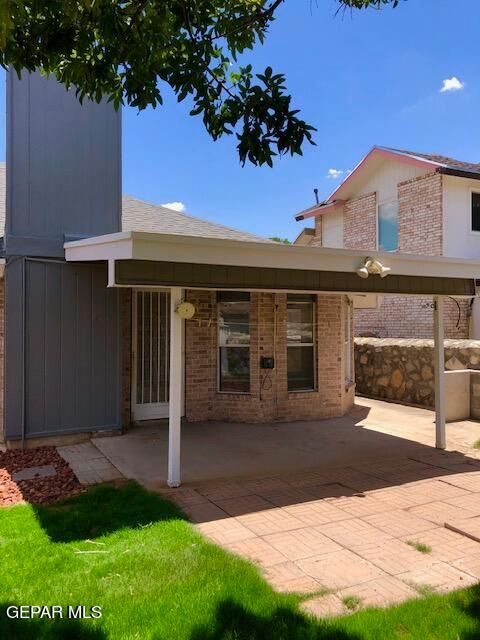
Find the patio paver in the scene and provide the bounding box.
[185,451,480,615]
[57,442,123,485]
[85,397,480,616]
[398,562,477,593]
[297,548,387,590]
[301,594,346,618]
[338,575,418,608]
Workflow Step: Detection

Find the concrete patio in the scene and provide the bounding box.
[63,398,480,616]
[92,397,480,486]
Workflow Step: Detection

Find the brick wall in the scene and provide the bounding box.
[185,290,352,423]
[309,216,322,247]
[343,192,377,250]
[398,173,443,255]
[355,295,471,339]
[354,173,469,338]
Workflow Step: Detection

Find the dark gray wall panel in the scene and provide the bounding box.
[114,260,476,297]
[5,259,121,439]
[5,71,121,256]
[4,258,24,439]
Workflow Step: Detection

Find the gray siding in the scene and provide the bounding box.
[5,259,121,439]
[5,71,121,257]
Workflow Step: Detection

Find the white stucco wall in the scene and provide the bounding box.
[356,159,429,203]
[443,175,480,259]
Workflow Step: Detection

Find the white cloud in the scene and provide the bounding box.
[161,201,186,212]
[326,168,344,180]
[440,77,465,93]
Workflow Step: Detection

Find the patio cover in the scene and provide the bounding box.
[65,231,480,486]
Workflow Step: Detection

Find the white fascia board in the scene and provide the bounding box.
[65,230,480,280]
[64,232,134,261]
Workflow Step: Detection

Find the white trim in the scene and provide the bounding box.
[217,297,251,394]
[64,230,480,281]
[168,287,183,488]
[131,289,170,421]
[286,297,316,392]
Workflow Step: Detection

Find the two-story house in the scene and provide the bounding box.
[295,146,480,339]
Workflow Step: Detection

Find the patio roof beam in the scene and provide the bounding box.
[434,296,446,450]
[167,287,183,487]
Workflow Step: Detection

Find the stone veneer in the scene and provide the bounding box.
[355,337,480,407]
[185,291,353,423]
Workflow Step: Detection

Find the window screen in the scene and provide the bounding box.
[218,293,250,392]
[287,296,315,391]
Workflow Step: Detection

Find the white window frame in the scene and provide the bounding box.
[286,297,316,393]
[376,199,399,252]
[470,189,480,235]
[217,297,251,394]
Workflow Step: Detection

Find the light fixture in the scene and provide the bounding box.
[356,257,391,279]
[175,301,196,320]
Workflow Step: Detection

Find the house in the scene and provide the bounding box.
[0,71,358,453]
[294,146,480,339]
[2,72,479,487]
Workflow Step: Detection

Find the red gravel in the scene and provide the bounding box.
[0,446,84,507]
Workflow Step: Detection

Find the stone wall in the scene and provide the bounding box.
[355,337,480,407]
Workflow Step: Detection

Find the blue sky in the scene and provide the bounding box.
[0,0,479,240]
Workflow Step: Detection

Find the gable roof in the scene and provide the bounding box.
[0,165,270,243]
[296,146,480,221]
[378,147,480,174]
[121,195,271,243]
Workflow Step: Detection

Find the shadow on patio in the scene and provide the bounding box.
[91,397,480,515]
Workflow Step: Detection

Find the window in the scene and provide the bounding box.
[472,192,480,232]
[378,201,399,251]
[287,295,315,391]
[218,292,250,392]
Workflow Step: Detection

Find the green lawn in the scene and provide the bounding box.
[1,481,480,640]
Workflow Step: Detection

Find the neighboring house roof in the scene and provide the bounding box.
[122,195,271,243]
[293,227,315,245]
[296,146,480,221]
[0,165,270,244]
